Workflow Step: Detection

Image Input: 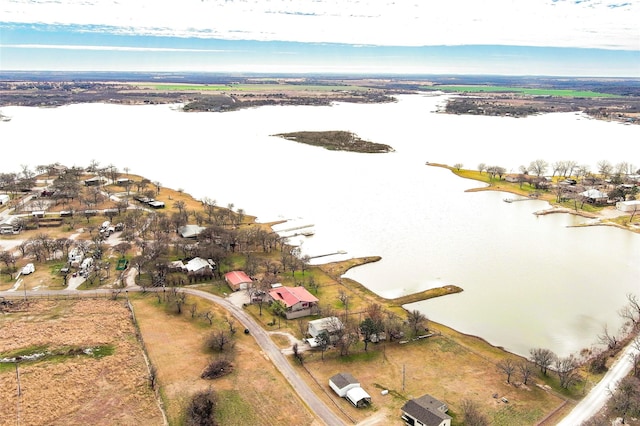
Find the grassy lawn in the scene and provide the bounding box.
[422,85,617,98]
[296,329,567,425]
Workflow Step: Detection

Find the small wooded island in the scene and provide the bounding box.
[273,130,394,153]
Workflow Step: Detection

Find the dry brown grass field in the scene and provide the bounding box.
[0,298,163,426]
[130,294,317,426]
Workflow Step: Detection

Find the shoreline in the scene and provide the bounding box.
[427,162,639,233]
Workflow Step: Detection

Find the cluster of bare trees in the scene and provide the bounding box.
[477,163,507,180]
[0,165,37,196]
[526,293,640,394]
[185,387,218,426]
[477,159,639,182]
[308,303,427,360]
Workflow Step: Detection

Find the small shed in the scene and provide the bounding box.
[329,373,360,397]
[329,373,371,408]
[148,200,165,209]
[616,200,640,212]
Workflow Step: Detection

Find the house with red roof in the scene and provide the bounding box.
[268,286,319,319]
[224,270,253,291]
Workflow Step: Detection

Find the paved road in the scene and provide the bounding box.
[557,337,640,426]
[181,288,346,426]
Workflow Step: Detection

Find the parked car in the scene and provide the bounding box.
[22,263,35,275]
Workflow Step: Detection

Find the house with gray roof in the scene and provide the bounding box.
[580,189,608,204]
[401,394,451,426]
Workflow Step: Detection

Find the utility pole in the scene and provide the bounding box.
[402,364,405,391]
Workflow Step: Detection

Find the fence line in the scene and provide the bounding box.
[126,298,169,426]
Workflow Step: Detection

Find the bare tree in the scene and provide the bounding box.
[496,358,517,384]
[113,242,131,259]
[629,336,640,378]
[528,159,549,177]
[625,294,640,326]
[206,329,234,352]
[608,376,640,424]
[223,316,237,335]
[519,361,533,385]
[185,387,217,426]
[0,250,17,279]
[597,160,613,179]
[555,355,581,389]
[530,347,556,376]
[461,399,489,426]
[597,324,620,350]
[407,309,428,337]
[202,311,214,326]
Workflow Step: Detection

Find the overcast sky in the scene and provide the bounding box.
[1,0,639,76]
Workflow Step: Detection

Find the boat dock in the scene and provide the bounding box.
[309,250,347,260]
[503,197,534,203]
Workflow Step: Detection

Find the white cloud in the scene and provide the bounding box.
[2,0,639,50]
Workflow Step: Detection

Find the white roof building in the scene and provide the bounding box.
[184,257,214,273]
[308,316,343,338]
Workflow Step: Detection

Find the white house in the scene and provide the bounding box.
[0,216,20,234]
[68,247,84,266]
[184,257,215,273]
[0,194,10,205]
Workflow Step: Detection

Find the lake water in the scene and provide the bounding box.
[2,94,639,357]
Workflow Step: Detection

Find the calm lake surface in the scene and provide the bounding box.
[2,94,639,357]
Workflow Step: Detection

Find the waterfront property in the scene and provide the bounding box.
[267,285,319,319]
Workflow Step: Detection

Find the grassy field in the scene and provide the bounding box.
[423,85,617,98]
[0,299,164,426]
[130,293,316,426]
